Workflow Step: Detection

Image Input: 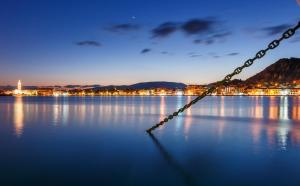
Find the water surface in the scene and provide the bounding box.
[1,96,300,186]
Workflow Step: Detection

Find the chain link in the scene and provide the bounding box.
[146,21,300,133]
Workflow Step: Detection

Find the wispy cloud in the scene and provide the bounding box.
[261,24,292,36]
[190,54,202,58]
[211,31,231,39]
[227,52,239,56]
[193,39,202,44]
[188,52,202,58]
[181,18,216,35]
[76,40,101,47]
[152,22,178,38]
[140,48,151,54]
[151,18,217,38]
[105,23,140,32]
[151,18,231,45]
[194,31,231,45]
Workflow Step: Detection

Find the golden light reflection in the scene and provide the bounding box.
[217,96,225,138]
[62,103,69,124]
[292,97,300,121]
[251,123,262,144]
[53,104,60,125]
[13,96,24,137]
[253,97,263,119]
[219,96,225,117]
[184,96,193,135]
[159,96,165,122]
[53,97,60,125]
[269,96,279,120]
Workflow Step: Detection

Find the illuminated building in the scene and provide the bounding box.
[176,89,183,96]
[12,80,37,96]
[13,80,23,95]
[184,85,206,95]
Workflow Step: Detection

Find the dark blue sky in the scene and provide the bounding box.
[0,0,299,86]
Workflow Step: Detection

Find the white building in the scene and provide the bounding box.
[13,80,37,96]
[13,80,23,95]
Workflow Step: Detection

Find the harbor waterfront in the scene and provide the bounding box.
[1,96,300,185]
[1,80,300,97]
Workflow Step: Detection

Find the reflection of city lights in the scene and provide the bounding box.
[184,96,192,134]
[14,96,24,137]
[175,96,184,132]
[159,96,165,122]
[277,126,290,151]
[269,96,278,120]
[279,96,289,120]
[220,96,225,117]
[253,97,263,118]
[53,104,60,125]
[266,125,277,146]
[292,97,300,120]
[251,123,262,144]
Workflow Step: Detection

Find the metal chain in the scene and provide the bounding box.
[146,21,300,133]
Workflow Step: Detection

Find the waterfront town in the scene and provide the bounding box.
[1,80,300,97]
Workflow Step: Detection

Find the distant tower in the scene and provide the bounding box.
[17,80,22,91]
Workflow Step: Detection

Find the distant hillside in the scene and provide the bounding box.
[128,81,186,89]
[97,81,186,90]
[246,58,300,84]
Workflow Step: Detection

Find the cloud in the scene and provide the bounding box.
[152,22,178,38]
[76,40,101,47]
[193,39,202,44]
[211,31,231,39]
[188,52,202,58]
[195,31,231,45]
[152,18,218,38]
[151,18,231,45]
[261,24,292,36]
[141,48,151,54]
[204,39,214,45]
[181,18,216,35]
[105,23,140,32]
[190,54,202,58]
[227,52,239,56]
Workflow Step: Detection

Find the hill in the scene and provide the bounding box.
[97,81,186,90]
[246,58,300,84]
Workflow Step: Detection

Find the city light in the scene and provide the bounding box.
[1,80,300,97]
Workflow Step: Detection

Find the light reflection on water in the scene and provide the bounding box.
[13,96,24,137]
[1,96,300,185]
[3,96,300,145]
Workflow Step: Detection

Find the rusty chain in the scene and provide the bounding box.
[146,21,300,133]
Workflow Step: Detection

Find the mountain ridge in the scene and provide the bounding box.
[246,57,300,84]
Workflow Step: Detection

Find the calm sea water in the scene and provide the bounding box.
[1,96,300,186]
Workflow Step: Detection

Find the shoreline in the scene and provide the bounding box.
[1,95,299,97]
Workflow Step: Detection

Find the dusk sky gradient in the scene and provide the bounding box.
[0,0,299,86]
